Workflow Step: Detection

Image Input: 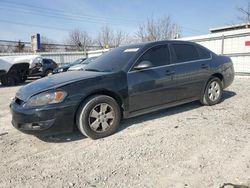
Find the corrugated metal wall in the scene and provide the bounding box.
[181,29,250,74]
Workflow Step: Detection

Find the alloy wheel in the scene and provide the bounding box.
[208,81,221,101]
[88,103,115,133]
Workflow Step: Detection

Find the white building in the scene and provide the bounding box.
[181,23,250,74]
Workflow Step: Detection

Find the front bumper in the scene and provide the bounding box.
[53,68,68,74]
[10,101,77,136]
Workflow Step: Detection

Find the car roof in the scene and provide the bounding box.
[120,40,197,49]
[145,40,196,46]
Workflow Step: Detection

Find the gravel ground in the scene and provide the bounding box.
[0,77,249,188]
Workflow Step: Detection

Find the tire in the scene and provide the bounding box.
[0,75,16,86]
[200,77,223,106]
[76,95,121,139]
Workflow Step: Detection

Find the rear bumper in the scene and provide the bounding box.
[223,65,235,89]
[10,101,77,136]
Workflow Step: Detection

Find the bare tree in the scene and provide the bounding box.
[13,40,25,53]
[113,31,124,47]
[237,0,250,24]
[40,36,56,52]
[66,29,92,51]
[97,25,129,48]
[135,16,181,42]
[97,25,114,48]
[0,46,4,53]
[0,44,14,53]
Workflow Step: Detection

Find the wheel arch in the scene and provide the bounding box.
[211,73,224,87]
[8,62,29,74]
[74,89,124,126]
[201,73,224,99]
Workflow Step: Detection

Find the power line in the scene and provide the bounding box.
[0,39,73,47]
[0,1,206,36]
[0,0,206,35]
[0,1,140,25]
[0,6,137,27]
[0,19,71,32]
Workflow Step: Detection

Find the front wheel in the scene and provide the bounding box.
[200,77,223,106]
[76,95,121,139]
[1,75,17,86]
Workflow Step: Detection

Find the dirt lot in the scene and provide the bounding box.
[0,77,249,188]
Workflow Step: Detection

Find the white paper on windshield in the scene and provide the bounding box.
[124,48,139,52]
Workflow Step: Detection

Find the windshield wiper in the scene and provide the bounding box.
[85,68,101,72]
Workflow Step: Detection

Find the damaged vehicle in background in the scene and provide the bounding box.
[29,57,58,77]
[0,55,39,86]
[10,40,234,139]
[0,55,58,86]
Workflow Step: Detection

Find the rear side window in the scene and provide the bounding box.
[171,44,199,63]
[42,59,51,64]
[196,46,211,59]
[137,45,170,68]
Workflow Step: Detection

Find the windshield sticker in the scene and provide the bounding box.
[124,48,139,53]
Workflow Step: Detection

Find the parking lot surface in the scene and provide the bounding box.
[0,77,249,188]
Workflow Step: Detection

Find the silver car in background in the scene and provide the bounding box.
[68,57,98,71]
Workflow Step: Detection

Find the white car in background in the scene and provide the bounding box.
[68,57,98,71]
[0,55,41,86]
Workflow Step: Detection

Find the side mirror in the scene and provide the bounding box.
[133,61,152,71]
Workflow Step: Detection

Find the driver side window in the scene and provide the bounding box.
[135,45,170,69]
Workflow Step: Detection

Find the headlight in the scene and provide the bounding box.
[24,91,67,108]
[58,68,64,72]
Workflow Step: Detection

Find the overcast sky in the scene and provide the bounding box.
[0,0,247,43]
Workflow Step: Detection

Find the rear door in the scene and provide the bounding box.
[170,43,212,100]
[127,44,177,112]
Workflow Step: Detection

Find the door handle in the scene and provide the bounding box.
[165,70,175,75]
[201,64,209,69]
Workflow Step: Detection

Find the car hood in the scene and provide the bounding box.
[16,71,109,102]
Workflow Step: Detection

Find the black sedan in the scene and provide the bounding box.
[10,40,235,139]
[53,58,87,74]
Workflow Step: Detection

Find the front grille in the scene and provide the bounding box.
[15,98,24,105]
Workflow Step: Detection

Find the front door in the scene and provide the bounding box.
[127,44,177,112]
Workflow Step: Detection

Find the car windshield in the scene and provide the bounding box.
[84,46,141,72]
[70,58,84,66]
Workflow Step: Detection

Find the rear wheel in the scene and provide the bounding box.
[76,95,121,139]
[200,77,223,106]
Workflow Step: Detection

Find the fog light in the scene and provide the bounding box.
[20,123,33,129]
[35,119,55,129]
[17,119,55,130]
[34,119,55,130]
